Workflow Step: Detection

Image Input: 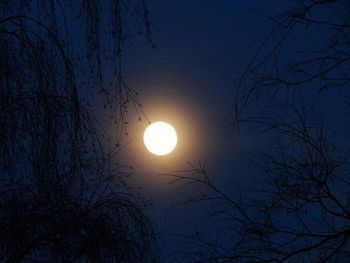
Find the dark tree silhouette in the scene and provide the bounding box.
[169,1,350,262]
[0,1,157,262]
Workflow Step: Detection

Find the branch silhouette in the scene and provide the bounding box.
[169,1,350,262]
[1,1,157,262]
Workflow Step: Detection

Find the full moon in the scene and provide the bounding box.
[143,121,177,156]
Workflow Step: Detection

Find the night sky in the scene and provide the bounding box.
[2,0,350,262]
[114,0,294,259]
[115,0,350,260]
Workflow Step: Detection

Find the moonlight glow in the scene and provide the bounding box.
[143,122,177,156]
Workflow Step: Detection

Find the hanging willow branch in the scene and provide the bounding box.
[0,1,158,262]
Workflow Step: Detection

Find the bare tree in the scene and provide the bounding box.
[169,1,350,262]
[0,1,157,262]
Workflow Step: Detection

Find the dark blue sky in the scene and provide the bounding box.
[3,0,349,261]
[117,0,287,260]
[111,1,350,261]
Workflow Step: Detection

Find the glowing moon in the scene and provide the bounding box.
[143,122,177,156]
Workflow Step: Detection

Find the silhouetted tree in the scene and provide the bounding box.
[170,1,350,262]
[0,1,157,262]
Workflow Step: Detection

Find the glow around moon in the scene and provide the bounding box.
[143,122,177,156]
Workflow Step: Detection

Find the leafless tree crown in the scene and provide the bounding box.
[169,1,350,262]
[0,1,158,262]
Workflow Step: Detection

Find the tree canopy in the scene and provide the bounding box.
[0,1,157,262]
